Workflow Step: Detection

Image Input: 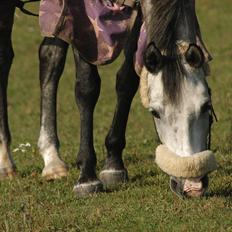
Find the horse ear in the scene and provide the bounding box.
[185,44,205,68]
[144,42,163,73]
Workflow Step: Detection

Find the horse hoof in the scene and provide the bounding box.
[73,180,103,197]
[42,159,68,181]
[0,167,16,180]
[99,169,128,186]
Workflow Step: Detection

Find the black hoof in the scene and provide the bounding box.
[73,180,103,197]
[99,169,128,186]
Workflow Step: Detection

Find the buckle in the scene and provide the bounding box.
[113,0,140,8]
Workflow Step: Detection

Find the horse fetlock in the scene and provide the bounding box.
[102,155,125,170]
[39,144,68,180]
[0,165,16,180]
[102,146,128,186]
[77,163,98,183]
[38,132,60,163]
[0,146,16,180]
[77,152,97,171]
[42,157,68,180]
[39,144,59,165]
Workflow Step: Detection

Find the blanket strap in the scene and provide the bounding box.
[14,0,40,17]
[114,0,140,8]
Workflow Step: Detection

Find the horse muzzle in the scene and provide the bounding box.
[170,175,209,198]
[155,144,217,198]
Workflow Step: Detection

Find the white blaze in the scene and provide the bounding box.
[148,64,210,157]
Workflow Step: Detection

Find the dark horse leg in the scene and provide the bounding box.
[72,49,103,195]
[0,3,16,179]
[99,55,140,185]
[100,13,142,186]
[38,37,69,180]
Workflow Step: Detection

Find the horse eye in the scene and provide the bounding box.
[201,102,211,114]
[149,109,161,119]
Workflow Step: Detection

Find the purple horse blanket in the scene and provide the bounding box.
[39,0,211,75]
[39,0,140,66]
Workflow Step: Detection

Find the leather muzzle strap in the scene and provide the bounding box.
[113,0,139,8]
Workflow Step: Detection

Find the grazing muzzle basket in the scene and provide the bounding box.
[155,145,217,178]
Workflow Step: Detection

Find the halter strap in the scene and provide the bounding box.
[208,87,218,150]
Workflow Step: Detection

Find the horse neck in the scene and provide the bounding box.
[140,0,199,45]
[140,0,154,42]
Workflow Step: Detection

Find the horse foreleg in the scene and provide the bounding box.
[100,58,140,186]
[99,9,142,186]
[38,37,69,180]
[72,48,103,196]
[0,4,16,180]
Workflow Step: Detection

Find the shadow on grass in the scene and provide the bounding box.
[96,174,161,195]
[206,186,232,198]
[19,166,42,178]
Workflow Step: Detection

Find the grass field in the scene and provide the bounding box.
[0,0,232,231]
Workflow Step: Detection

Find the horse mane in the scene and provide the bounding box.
[145,0,191,104]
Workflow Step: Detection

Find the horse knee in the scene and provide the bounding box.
[116,64,139,99]
[75,63,101,107]
[75,77,101,104]
[39,38,68,63]
[39,37,68,83]
[39,38,68,62]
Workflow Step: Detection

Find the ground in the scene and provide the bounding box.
[0,0,232,231]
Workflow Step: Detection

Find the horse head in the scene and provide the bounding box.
[139,0,217,198]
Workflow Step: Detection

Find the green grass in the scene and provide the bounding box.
[1,0,232,231]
